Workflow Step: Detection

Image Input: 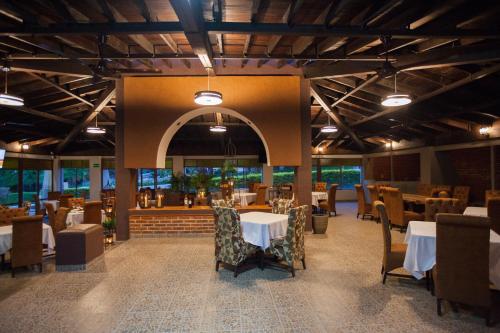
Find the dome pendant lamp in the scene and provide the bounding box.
[86,113,106,134]
[381,73,412,107]
[0,65,24,106]
[195,69,222,106]
[320,116,338,133]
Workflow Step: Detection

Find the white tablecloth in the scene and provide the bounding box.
[404,221,500,288]
[234,193,257,206]
[42,200,59,211]
[66,210,105,226]
[0,224,56,255]
[240,212,288,249]
[312,191,328,206]
[463,206,488,217]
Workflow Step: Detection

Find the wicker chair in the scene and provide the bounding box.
[10,215,44,277]
[255,185,267,205]
[487,198,500,235]
[424,198,465,222]
[268,205,307,277]
[83,201,102,224]
[384,187,423,231]
[486,190,500,207]
[355,184,372,219]
[452,186,470,205]
[319,184,338,216]
[314,182,327,192]
[59,194,74,208]
[374,201,412,284]
[434,214,495,326]
[213,206,258,277]
[53,207,70,236]
[45,203,56,228]
[367,185,380,221]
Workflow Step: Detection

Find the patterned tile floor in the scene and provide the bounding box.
[0,202,498,332]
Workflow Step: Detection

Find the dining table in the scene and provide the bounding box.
[66,209,106,226]
[403,220,500,288]
[312,191,328,207]
[0,223,56,255]
[239,212,288,249]
[233,192,257,206]
[463,206,488,217]
[402,193,428,205]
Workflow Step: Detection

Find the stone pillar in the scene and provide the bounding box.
[172,155,184,176]
[295,78,312,231]
[88,156,101,200]
[115,79,137,241]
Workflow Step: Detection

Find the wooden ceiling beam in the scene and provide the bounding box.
[1,105,76,124]
[26,73,93,107]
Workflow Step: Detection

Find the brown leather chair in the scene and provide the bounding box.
[255,185,268,205]
[32,194,43,216]
[355,184,372,219]
[367,185,380,221]
[83,201,102,224]
[487,198,500,235]
[10,215,44,277]
[430,185,451,198]
[384,187,423,230]
[53,207,70,235]
[319,184,338,216]
[434,213,495,325]
[486,190,500,207]
[452,186,470,206]
[0,207,27,227]
[47,191,61,200]
[45,203,56,228]
[374,201,411,284]
[416,183,434,197]
[59,194,74,208]
[68,197,85,208]
[424,198,465,222]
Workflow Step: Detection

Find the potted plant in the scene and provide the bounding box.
[102,217,116,245]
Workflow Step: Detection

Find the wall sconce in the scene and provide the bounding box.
[385,141,391,148]
[21,143,29,151]
[479,126,491,136]
[318,146,324,153]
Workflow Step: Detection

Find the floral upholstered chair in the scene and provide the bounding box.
[212,199,234,208]
[213,206,258,277]
[271,198,294,215]
[268,205,307,277]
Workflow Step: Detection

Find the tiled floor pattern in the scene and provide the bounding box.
[0,202,497,332]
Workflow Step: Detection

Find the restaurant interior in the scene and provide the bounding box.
[0,0,500,332]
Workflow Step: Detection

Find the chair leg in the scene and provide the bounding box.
[259,253,264,271]
[485,308,491,327]
[234,264,239,278]
[11,267,15,278]
[437,299,442,316]
[301,258,306,270]
[39,263,43,273]
[356,213,359,219]
[290,263,295,278]
[215,260,220,272]
[381,265,384,275]
[382,272,387,284]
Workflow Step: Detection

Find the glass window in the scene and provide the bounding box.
[138,169,155,189]
[156,169,172,189]
[22,170,37,202]
[319,164,361,190]
[234,166,262,189]
[102,168,116,189]
[38,170,52,199]
[0,169,18,206]
[272,166,295,185]
[62,168,90,198]
[320,166,341,186]
[340,166,361,189]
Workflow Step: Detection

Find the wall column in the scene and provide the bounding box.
[172,155,184,175]
[295,78,312,230]
[88,156,101,200]
[115,79,136,241]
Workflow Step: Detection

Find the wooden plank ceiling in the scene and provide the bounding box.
[0,0,499,154]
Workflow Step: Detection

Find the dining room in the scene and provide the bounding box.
[1,0,500,332]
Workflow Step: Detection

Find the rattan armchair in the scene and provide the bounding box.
[11,215,44,277]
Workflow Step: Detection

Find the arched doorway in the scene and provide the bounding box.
[156,107,271,167]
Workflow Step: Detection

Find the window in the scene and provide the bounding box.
[102,159,116,190]
[0,158,18,206]
[137,158,173,190]
[273,166,295,185]
[60,160,90,198]
[315,158,362,190]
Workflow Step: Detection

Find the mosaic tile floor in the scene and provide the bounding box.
[0,202,498,332]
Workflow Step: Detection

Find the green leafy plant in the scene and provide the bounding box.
[102,217,116,231]
[191,171,214,190]
[221,159,236,181]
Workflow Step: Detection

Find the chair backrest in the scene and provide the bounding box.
[213,206,247,266]
[486,190,500,206]
[424,198,464,222]
[53,207,70,235]
[416,183,434,197]
[430,185,451,198]
[293,205,307,261]
[435,213,491,307]
[59,194,74,208]
[248,182,261,193]
[0,208,27,226]
[327,184,338,212]
[47,191,61,200]
[212,199,234,208]
[487,198,500,234]
[374,201,392,261]
[314,182,327,192]
[367,185,379,218]
[384,187,405,227]
[32,194,42,215]
[79,189,89,199]
[354,184,366,214]
[11,215,43,269]
[220,182,233,200]
[452,186,470,205]
[45,203,56,227]
[255,185,267,205]
[68,197,85,209]
[83,201,102,224]
[271,198,294,214]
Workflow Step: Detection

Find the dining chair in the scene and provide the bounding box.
[452,186,470,206]
[47,191,61,200]
[10,215,44,278]
[486,190,500,207]
[255,185,267,205]
[374,201,412,284]
[384,187,423,231]
[355,184,372,220]
[271,198,294,215]
[32,194,43,216]
[68,197,85,209]
[319,184,338,216]
[424,198,465,222]
[430,185,452,198]
[59,194,74,208]
[83,201,102,224]
[367,185,380,221]
[53,207,70,236]
[434,213,495,326]
[314,182,327,192]
[416,183,434,197]
[213,206,258,277]
[487,198,500,235]
[45,203,56,228]
[268,205,307,277]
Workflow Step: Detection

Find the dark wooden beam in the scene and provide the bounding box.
[1,105,76,124]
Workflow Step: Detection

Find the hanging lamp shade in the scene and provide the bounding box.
[381,73,411,107]
[209,124,227,132]
[0,66,24,106]
[195,69,222,105]
[86,114,106,134]
[320,116,338,133]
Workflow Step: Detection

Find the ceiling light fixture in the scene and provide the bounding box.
[320,116,338,133]
[209,124,227,133]
[0,65,24,106]
[381,73,412,107]
[479,126,491,136]
[86,113,106,134]
[21,143,29,150]
[385,141,392,148]
[195,68,222,106]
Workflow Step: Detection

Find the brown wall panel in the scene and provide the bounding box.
[496,146,500,190]
[371,156,391,181]
[393,153,420,181]
[123,76,303,168]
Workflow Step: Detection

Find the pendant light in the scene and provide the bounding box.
[194,69,222,106]
[381,73,412,107]
[320,116,338,133]
[0,65,24,106]
[86,113,106,134]
[210,113,227,132]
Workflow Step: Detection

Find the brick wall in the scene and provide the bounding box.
[393,153,420,181]
[129,214,214,237]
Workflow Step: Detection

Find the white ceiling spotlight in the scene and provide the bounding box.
[0,64,24,106]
